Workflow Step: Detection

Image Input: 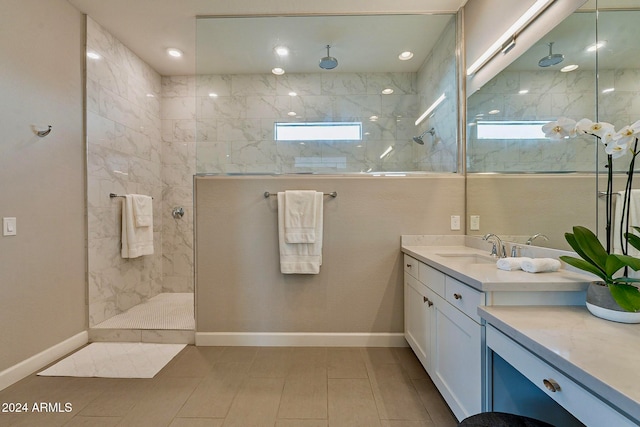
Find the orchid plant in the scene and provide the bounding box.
[542,117,640,312]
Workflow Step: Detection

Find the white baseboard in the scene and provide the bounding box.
[0,331,88,391]
[196,332,407,347]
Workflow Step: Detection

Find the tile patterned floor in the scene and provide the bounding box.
[93,293,194,330]
[0,346,458,427]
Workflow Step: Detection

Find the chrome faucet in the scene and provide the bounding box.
[482,233,506,258]
[526,233,549,246]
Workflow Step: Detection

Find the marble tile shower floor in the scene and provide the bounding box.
[93,293,194,330]
[0,346,457,427]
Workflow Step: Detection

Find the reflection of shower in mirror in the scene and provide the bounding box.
[413,127,435,145]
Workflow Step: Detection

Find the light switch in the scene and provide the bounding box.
[3,217,17,236]
[450,215,461,230]
[470,215,480,231]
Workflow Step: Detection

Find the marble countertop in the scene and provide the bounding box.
[401,244,592,292]
[479,305,640,422]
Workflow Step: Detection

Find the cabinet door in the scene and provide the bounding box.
[431,293,482,421]
[404,273,431,372]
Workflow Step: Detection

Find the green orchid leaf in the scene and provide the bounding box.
[609,283,640,312]
[559,255,607,281]
[613,254,640,271]
[571,226,608,271]
[625,233,640,252]
[604,255,625,277]
[614,277,640,284]
[564,232,601,272]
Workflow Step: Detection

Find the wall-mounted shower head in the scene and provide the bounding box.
[319,45,338,70]
[412,127,435,145]
[538,42,564,67]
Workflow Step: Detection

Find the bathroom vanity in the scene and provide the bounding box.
[400,236,592,421]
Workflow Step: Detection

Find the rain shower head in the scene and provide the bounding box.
[319,45,338,70]
[412,128,435,145]
[538,42,564,67]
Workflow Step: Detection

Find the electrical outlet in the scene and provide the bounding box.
[450,215,461,230]
[470,215,480,231]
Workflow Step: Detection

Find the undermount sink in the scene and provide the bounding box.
[435,253,497,264]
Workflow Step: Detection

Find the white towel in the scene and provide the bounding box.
[131,194,153,227]
[278,192,323,274]
[284,190,317,243]
[496,257,530,271]
[521,258,561,273]
[613,189,640,257]
[121,195,154,258]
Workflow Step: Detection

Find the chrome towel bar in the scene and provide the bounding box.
[110,193,153,199]
[264,191,337,198]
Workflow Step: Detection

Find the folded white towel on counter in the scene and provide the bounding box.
[496,257,531,271]
[521,258,561,273]
[278,192,323,274]
[131,194,153,227]
[284,190,317,243]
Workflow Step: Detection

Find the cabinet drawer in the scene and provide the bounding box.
[445,276,484,323]
[487,325,637,427]
[419,263,445,296]
[404,255,420,278]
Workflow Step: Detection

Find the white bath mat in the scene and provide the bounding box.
[37,342,186,378]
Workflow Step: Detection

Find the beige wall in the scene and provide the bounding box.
[466,174,598,250]
[195,175,464,333]
[0,0,86,370]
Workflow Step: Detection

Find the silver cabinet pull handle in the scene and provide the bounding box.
[453,293,462,300]
[543,378,561,392]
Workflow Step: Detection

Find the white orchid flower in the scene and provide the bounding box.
[542,117,577,139]
[576,118,615,139]
[605,138,631,159]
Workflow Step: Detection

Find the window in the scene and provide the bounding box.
[476,120,547,140]
[275,122,362,141]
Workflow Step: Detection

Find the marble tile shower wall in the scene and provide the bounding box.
[415,16,457,172]
[467,69,597,172]
[86,17,164,326]
[163,72,426,174]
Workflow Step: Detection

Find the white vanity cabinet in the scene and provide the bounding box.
[403,255,484,420]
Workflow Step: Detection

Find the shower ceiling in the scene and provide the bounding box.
[67,0,466,76]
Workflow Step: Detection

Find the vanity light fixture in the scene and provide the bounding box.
[466,0,555,76]
[272,67,285,75]
[398,51,414,60]
[379,145,393,159]
[415,93,446,126]
[86,51,101,60]
[561,64,579,72]
[166,48,183,58]
[382,88,394,95]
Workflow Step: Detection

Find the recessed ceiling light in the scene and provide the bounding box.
[518,89,529,94]
[561,64,579,72]
[288,91,297,97]
[399,51,414,61]
[602,87,615,93]
[166,48,183,58]
[272,67,285,75]
[209,93,218,97]
[587,41,606,52]
[382,88,394,95]
[488,109,500,115]
[146,93,155,98]
[275,46,289,56]
[288,111,297,116]
[86,51,101,60]
[369,115,379,122]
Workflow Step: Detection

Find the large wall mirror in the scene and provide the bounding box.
[466,0,640,250]
[193,14,458,174]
